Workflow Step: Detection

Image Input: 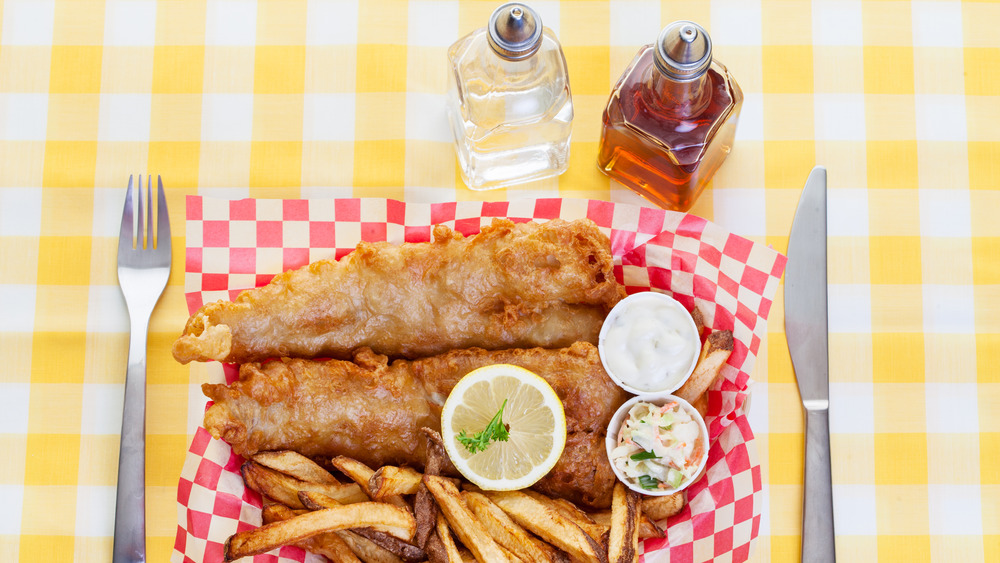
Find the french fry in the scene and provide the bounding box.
[352,527,427,563]
[262,504,307,524]
[465,483,606,545]
[225,502,416,561]
[242,461,367,508]
[298,490,342,511]
[424,532,449,563]
[297,488,422,561]
[641,492,685,521]
[692,393,709,418]
[252,450,340,485]
[423,475,510,562]
[589,510,664,539]
[415,428,447,549]
[435,516,480,563]
[331,456,410,510]
[337,530,405,563]
[484,490,607,563]
[263,489,406,562]
[639,513,665,540]
[692,306,706,336]
[414,488,438,551]
[331,456,378,494]
[421,427,458,475]
[434,513,464,563]
[312,535,368,563]
[525,491,608,545]
[607,483,640,563]
[463,491,553,563]
[370,465,424,499]
[550,497,596,524]
[675,330,734,404]
[498,544,525,563]
[259,503,362,563]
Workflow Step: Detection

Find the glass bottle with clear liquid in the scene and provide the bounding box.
[447,3,573,190]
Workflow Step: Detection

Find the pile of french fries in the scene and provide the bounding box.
[225,430,686,563]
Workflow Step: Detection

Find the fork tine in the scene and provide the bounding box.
[156,175,170,250]
[119,175,135,253]
[136,174,145,249]
[146,174,154,249]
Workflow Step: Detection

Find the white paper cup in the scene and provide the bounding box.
[598,291,701,396]
[605,394,710,496]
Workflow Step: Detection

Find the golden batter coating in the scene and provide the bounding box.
[202,343,630,508]
[412,341,629,435]
[203,351,438,467]
[532,431,619,509]
[174,218,625,364]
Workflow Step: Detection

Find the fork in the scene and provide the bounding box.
[113,175,171,563]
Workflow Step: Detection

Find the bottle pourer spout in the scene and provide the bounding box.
[655,20,712,82]
[488,3,544,61]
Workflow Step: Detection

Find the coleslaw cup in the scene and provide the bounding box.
[605,394,710,496]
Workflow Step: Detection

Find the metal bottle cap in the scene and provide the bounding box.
[654,20,712,81]
[488,3,543,61]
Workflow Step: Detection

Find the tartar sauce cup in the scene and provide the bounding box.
[605,395,710,496]
[598,291,701,396]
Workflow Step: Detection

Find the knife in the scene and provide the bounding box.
[784,166,836,562]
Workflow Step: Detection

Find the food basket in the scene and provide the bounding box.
[171,197,786,563]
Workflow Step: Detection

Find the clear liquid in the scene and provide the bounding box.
[447,29,573,190]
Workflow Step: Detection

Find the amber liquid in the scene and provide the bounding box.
[598,50,740,211]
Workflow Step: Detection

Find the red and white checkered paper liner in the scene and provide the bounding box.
[172,197,786,563]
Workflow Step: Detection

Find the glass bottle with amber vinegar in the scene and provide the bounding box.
[598,21,743,211]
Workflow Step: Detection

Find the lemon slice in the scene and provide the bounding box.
[440,364,567,491]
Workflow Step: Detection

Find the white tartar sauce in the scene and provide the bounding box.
[600,292,699,393]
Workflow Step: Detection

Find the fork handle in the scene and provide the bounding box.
[113,320,149,563]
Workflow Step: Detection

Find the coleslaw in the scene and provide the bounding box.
[610,401,704,491]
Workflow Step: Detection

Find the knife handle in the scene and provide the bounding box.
[802,407,836,562]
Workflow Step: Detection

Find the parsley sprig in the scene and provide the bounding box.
[457,399,510,454]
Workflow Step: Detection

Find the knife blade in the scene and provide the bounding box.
[784,165,836,562]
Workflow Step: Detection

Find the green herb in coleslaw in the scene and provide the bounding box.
[611,401,704,491]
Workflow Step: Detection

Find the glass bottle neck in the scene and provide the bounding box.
[645,64,712,119]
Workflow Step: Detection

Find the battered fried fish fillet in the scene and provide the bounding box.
[203,349,438,467]
[174,218,625,364]
[202,343,630,508]
[411,344,628,435]
[533,431,619,509]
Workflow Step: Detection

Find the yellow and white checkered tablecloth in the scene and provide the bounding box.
[0,1,997,561]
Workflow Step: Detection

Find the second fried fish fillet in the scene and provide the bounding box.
[202,343,630,508]
[174,218,625,364]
